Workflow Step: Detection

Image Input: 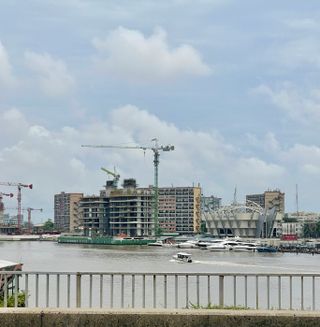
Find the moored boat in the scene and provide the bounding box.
[256,246,277,253]
[177,240,198,248]
[147,240,164,247]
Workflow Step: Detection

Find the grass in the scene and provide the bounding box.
[189,302,249,310]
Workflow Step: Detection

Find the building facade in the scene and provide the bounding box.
[158,186,201,235]
[76,181,202,237]
[109,186,153,237]
[246,190,285,214]
[80,191,109,236]
[54,192,83,232]
[202,201,283,238]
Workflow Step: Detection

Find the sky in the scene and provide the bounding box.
[1,0,320,222]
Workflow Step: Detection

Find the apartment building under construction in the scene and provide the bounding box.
[74,180,202,237]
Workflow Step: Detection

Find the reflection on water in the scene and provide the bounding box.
[0,241,319,274]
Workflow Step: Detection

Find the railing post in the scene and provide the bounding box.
[14,275,18,307]
[25,274,29,308]
[219,275,224,307]
[4,274,8,308]
[76,272,81,308]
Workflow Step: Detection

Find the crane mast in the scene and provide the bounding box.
[82,139,174,236]
[5,207,43,233]
[0,182,33,232]
[27,208,43,234]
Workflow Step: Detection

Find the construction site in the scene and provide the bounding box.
[0,182,43,235]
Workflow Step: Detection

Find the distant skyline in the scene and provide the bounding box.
[1,0,320,221]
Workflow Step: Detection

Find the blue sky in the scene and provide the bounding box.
[1,0,320,221]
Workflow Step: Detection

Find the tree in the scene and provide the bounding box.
[43,219,54,231]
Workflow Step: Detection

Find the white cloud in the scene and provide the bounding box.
[0,105,291,220]
[24,51,75,97]
[277,37,320,69]
[0,41,16,88]
[227,157,285,192]
[252,83,320,123]
[280,144,320,168]
[92,26,211,82]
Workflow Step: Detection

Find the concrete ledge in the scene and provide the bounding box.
[1,308,320,327]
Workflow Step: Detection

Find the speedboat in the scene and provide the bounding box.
[172,252,192,263]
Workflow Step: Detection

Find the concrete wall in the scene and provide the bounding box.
[1,309,320,327]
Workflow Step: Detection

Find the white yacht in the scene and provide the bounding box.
[172,252,192,263]
[177,240,198,248]
[147,240,164,247]
[207,243,231,251]
[231,243,258,252]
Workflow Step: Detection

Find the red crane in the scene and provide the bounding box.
[0,182,33,231]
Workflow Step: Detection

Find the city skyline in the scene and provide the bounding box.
[1,1,320,221]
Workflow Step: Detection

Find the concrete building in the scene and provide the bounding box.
[158,186,201,235]
[108,186,153,237]
[202,201,283,238]
[80,192,109,236]
[246,193,265,208]
[54,192,83,232]
[246,190,285,214]
[77,181,201,237]
[201,196,222,211]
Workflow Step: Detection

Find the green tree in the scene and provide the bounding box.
[303,223,318,238]
[43,219,54,231]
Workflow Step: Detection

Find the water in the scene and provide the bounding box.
[1,241,319,309]
[0,241,319,274]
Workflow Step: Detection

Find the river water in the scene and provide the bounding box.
[1,241,319,309]
[0,241,319,274]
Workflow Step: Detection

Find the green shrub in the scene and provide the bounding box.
[0,292,26,307]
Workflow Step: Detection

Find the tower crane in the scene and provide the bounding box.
[101,167,120,188]
[0,182,33,231]
[82,138,174,236]
[0,192,14,200]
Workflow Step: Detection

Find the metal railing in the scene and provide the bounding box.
[0,271,319,310]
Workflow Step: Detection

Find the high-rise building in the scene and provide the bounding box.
[80,191,109,236]
[246,193,265,208]
[201,195,222,211]
[158,186,201,234]
[264,190,285,213]
[246,190,285,214]
[77,182,201,237]
[54,192,83,232]
[109,185,153,237]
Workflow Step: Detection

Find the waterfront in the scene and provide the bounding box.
[1,241,320,310]
[1,241,319,274]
